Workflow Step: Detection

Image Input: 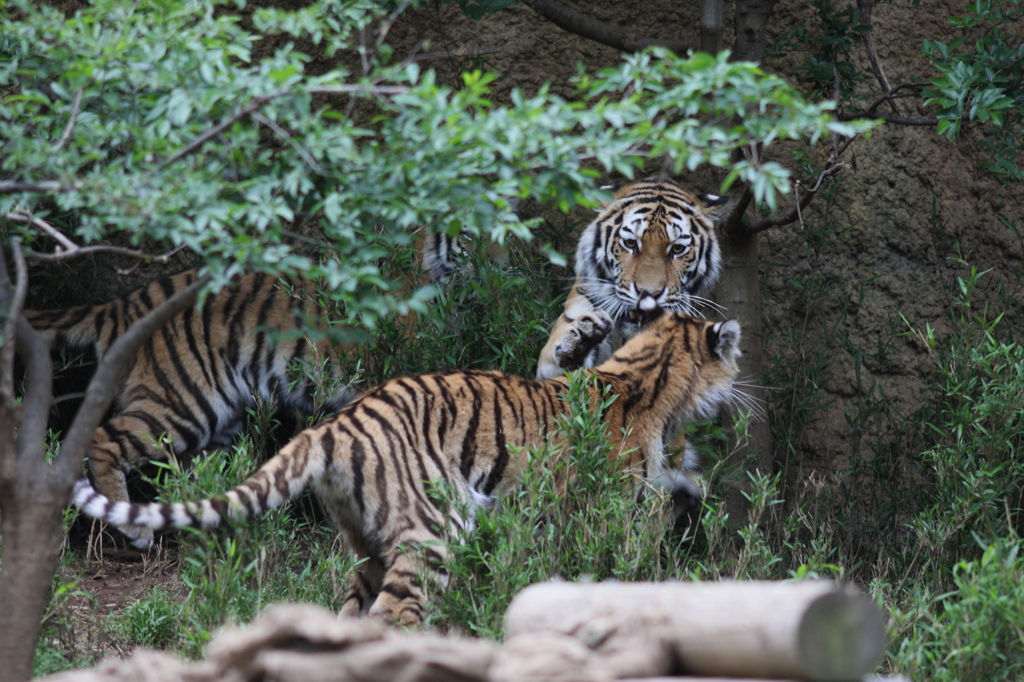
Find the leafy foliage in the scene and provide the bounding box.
[923,0,1024,181]
[765,0,870,108]
[892,540,1024,681]
[1,0,869,334]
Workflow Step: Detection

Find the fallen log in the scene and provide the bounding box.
[504,581,886,682]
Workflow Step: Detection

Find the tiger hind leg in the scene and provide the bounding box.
[367,534,449,626]
[340,557,386,618]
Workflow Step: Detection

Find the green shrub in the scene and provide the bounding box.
[892,539,1024,681]
[118,588,182,649]
[432,371,676,636]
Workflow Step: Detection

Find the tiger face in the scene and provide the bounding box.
[575,177,728,338]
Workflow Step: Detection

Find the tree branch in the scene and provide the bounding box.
[745,163,847,234]
[6,211,78,253]
[51,87,85,153]
[856,0,905,117]
[522,0,691,54]
[251,112,325,175]
[0,240,28,411]
[722,186,754,238]
[14,319,52,481]
[159,94,282,168]
[863,82,925,117]
[0,181,62,195]
[25,243,188,266]
[8,211,188,265]
[158,85,409,168]
[49,274,211,486]
[837,111,938,126]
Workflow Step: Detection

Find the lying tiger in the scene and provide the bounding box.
[74,311,742,625]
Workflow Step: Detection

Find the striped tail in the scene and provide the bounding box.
[72,425,334,535]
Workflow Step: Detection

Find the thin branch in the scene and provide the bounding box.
[25,243,187,265]
[51,87,85,153]
[864,82,925,117]
[5,212,78,253]
[158,94,280,168]
[522,0,691,54]
[0,181,62,195]
[856,0,905,117]
[833,132,862,163]
[838,111,938,126]
[307,85,409,95]
[377,1,412,49]
[251,112,325,175]
[8,211,187,265]
[410,47,507,63]
[157,85,409,168]
[50,274,210,487]
[745,163,847,234]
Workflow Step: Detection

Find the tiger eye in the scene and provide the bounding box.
[622,239,638,251]
[670,243,688,256]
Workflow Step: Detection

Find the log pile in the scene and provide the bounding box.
[41,581,907,682]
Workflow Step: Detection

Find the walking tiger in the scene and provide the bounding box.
[73,311,742,625]
[26,270,355,549]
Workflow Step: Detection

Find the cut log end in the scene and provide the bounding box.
[799,589,887,681]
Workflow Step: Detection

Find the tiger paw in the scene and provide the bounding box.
[654,467,704,522]
[552,309,614,371]
[119,525,155,550]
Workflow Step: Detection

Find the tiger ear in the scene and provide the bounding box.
[710,319,742,362]
[596,184,621,210]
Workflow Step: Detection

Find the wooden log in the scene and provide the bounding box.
[504,581,886,682]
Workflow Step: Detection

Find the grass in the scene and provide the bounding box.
[24,222,1024,680]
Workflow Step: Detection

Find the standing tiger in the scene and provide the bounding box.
[536,177,730,379]
[73,311,743,625]
[26,269,356,550]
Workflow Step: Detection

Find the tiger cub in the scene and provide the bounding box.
[537,177,729,379]
[26,269,354,549]
[73,311,742,625]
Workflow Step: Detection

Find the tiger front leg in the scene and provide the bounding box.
[87,415,178,550]
[536,309,614,379]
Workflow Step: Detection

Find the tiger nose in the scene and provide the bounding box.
[637,288,664,311]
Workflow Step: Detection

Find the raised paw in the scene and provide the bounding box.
[552,309,614,371]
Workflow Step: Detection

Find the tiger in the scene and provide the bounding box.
[536,177,730,380]
[25,269,358,550]
[72,311,742,626]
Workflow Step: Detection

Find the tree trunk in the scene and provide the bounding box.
[0,318,57,682]
[715,210,771,517]
[713,0,779,522]
[699,0,724,54]
[0,241,208,681]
